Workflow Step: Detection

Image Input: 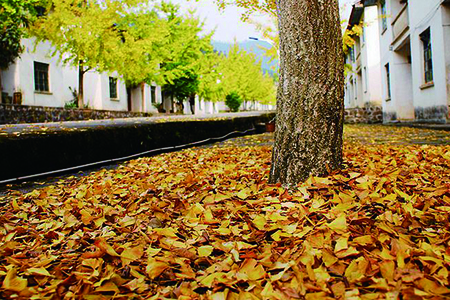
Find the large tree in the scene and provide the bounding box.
[216,0,345,188]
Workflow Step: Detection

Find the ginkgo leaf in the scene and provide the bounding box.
[327,215,347,232]
[2,267,27,293]
[121,245,144,265]
[1,125,450,298]
[198,245,214,257]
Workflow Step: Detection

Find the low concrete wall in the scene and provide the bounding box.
[0,113,275,181]
[0,104,152,124]
[345,106,383,124]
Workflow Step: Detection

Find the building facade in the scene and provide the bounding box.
[0,38,163,113]
[344,1,383,110]
[1,38,276,118]
[375,0,450,122]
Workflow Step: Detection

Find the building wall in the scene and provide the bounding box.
[409,1,449,121]
[364,6,383,105]
[377,0,450,122]
[444,5,450,114]
[0,38,161,113]
[344,5,382,109]
[1,38,77,107]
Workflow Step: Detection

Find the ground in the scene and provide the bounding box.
[0,125,450,299]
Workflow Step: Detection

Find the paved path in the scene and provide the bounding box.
[0,111,275,136]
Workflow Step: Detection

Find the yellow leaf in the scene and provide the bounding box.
[327,215,347,232]
[236,259,266,281]
[26,267,51,277]
[379,260,395,282]
[121,245,144,265]
[96,238,119,257]
[322,250,338,267]
[353,235,374,246]
[96,281,119,293]
[2,267,27,293]
[335,236,348,252]
[252,215,267,230]
[146,258,169,279]
[198,245,214,257]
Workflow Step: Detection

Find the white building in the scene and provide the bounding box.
[1,38,275,116]
[374,0,450,123]
[0,38,163,113]
[344,1,383,109]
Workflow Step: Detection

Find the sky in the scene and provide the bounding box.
[171,0,356,43]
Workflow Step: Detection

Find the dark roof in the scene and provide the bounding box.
[363,0,378,6]
[348,1,364,27]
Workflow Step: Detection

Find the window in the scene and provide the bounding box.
[385,64,391,99]
[349,47,355,62]
[420,28,433,84]
[151,86,156,103]
[109,77,118,99]
[34,62,49,92]
[381,0,387,32]
[362,25,366,44]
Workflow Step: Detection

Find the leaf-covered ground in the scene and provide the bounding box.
[1,125,450,299]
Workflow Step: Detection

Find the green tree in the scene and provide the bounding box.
[158,3,213,113]
[197,51,226,106]
[0,0,42,102]
[220,43,275,109]
[113,9,170,88]
[31,0,145,108]
[225,91,242,112]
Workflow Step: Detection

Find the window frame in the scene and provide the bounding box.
[385,63,391,100]
[380,0,388,33]
[151,86,156,103]
[109,77,118,99]
[34,61,50,93]
[420,28,433,84]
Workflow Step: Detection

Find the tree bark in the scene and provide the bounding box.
[269,0,344,188]
[78,61,84,108]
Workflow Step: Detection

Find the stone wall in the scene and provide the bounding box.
[0,104,152,124]
[345,105,383,124]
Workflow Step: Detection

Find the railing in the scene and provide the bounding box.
[392,5,409,42]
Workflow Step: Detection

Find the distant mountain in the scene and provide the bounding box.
[211,40,278,77]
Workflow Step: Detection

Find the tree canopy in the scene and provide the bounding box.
[0,0,42,70]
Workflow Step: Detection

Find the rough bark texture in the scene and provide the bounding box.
[269,0,344,188]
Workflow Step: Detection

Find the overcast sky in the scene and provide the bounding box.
[171,0,356,42]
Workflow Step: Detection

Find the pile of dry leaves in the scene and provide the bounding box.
[0,125,450,299]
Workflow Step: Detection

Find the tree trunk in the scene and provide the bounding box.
[189,93,195,114]
[127,87,132,111]
[269,0,344,188]
[78,61,84,108]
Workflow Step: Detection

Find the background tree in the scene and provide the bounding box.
[113,9,170,88]
[0,0,42,103]
[158,3,213,113]
[215,0,344,188]
[197,51,226,109]
[220,43,276,109]
[225,92,242,112]
[31,0,144,108]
